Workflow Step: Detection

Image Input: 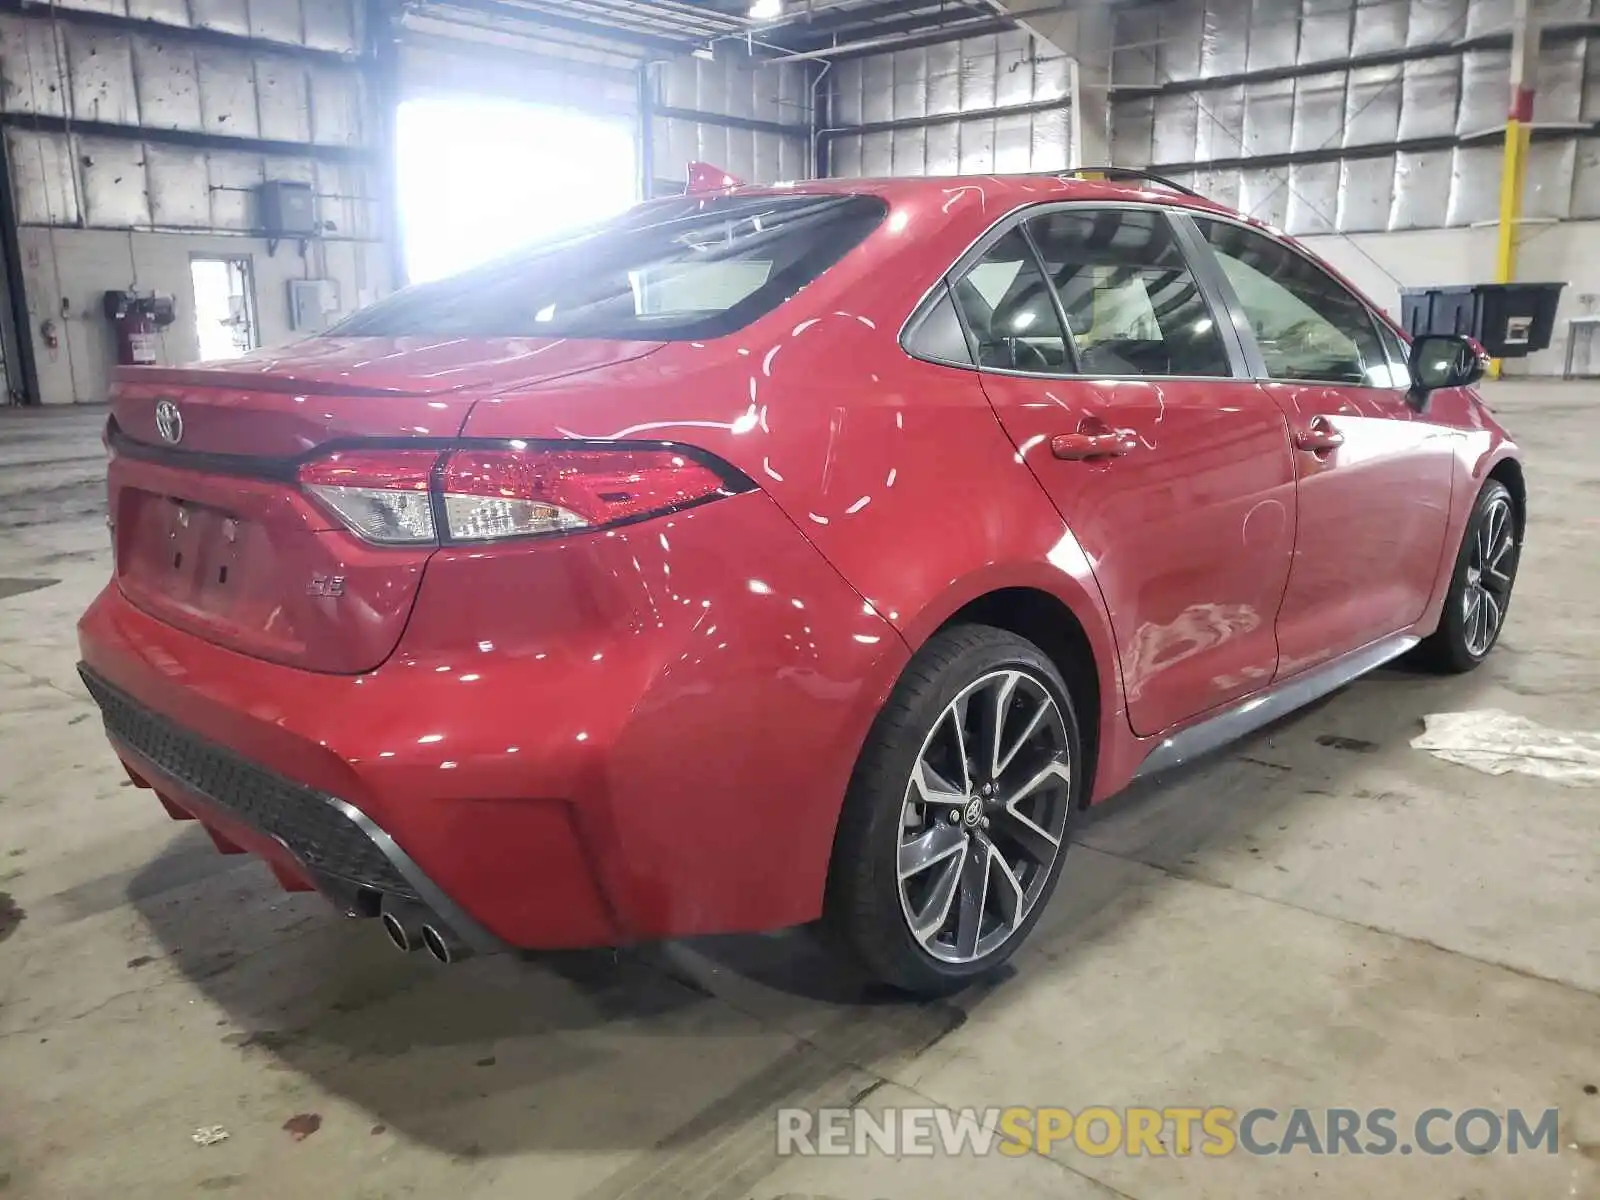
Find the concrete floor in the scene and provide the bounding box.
[0,383,1597,1199]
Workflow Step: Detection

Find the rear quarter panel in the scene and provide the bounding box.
[460,182,1130,795]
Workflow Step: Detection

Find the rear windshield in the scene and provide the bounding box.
[333,193,886,341]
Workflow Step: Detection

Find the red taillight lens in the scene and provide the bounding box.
[300,449,441,544]
[440,448,730,542]
[299,444,741,546]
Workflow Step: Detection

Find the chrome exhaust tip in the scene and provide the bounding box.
[421,922,474,965]
[380,902,426,953]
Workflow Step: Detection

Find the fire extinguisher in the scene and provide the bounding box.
[102,291,176,366]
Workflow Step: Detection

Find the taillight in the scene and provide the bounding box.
[299,443,746,546]
[300,449,440,545]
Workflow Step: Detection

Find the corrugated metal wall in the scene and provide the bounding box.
[0,0,377,239]
[0,0,383,404]
[649,51,812,190]
[397,9,641,120]
[399,38,639,118]
[1109,0,1600,234]
[823,30,1071,177]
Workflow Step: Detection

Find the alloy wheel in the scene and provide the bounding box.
[895,669,1071,965]
[1463,494,1516,658]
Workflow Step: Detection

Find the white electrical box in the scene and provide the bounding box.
[288,279,340,332]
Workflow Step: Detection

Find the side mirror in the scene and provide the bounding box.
[1408,334,1487,408]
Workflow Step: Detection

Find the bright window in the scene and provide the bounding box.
[336,195,886,340]
[395,97,637,283]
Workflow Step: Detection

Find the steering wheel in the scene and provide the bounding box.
[1007,338,1052,371]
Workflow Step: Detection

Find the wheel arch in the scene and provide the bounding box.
[1487,456,1526,538]
[936,587,1104,801]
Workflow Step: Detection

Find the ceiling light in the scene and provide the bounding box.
[749,0,782,20]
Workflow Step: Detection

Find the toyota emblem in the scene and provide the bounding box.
[154,399,183,444]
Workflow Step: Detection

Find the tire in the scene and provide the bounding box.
[1417,479,1520,673]
[824,624,1084,996]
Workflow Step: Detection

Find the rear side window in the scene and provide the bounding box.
[949,228,1072,372]
[1197,218,1388,386]
[1026,209,1231,378]
[334,194,886,340]
[904,283,974,366]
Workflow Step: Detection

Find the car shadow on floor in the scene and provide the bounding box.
[123,663,1486,1163]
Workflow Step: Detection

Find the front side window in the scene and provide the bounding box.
[1376,319,1413,389]
[1197,218,1389,386]
[1026,208,1231,378]
[949,228,1072,372]
[333,194,886,340]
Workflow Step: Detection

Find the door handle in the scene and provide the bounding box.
[1051,429,1137,461]
[1293,419,1345,454]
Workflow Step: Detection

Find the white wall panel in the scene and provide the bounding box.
[309,64,364,145]
[399,39,636,115]
[0,16,365,152]
[205,151,267,229]
[189,0,251,38]
[1291,72,1346,152]
[145,144,211,227]
[254,56,313,144]
[1248,0,1300,71]
[1396,56,1459,139]
[79,136,152,227]
[824,32,1072,179]
[1525,139,1577,219]
[65,26,139,125]
[0,15,69,117]
[1390,150,1451,228]
[1409,0,1467,45]
[132,39,203,131]
[1239,168,1290,226]
[1535,39,1586,122]
[650,50,811,188]
[7,129,81,226]
[129,0,195,25]
[250,0,305,46]
[303,2,360,54]
[1110,0,1600,234]
[1284,161,1340,233]
[1,0,375,404]
[53,0,127,16]
[1243,78,1294,157]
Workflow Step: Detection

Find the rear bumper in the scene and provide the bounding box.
[77,489,908,948]
[79,666,503,951]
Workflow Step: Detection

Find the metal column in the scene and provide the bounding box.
[1492,0,1540,377]
[638,63,656,201]
[366,0,408,292]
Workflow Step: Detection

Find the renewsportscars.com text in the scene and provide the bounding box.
[775,1105,1562,1158]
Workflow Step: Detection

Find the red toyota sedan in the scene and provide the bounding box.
[79,169,1522,995]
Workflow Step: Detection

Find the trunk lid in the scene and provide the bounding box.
[108,336,662,673]
[113,336,663,455]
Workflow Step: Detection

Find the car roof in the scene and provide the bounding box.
[711,173,1249,222]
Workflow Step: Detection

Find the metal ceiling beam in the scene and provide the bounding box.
[417,0,697,52]
[0,112,377,163]
[752,0,919,35]
[966,0,1046,38]
[769,11,1010,58]
[770,0,984,42]
[0,0,358,63]
[556,0,744,38]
